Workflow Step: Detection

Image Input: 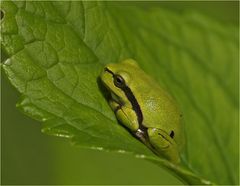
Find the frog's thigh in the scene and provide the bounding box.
[148,128,180,164]
[115,106,139,131]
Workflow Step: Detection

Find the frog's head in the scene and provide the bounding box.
[100,59,139,106]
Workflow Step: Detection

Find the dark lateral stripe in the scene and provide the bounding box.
[104,67,114,75]
[122,86,143,125]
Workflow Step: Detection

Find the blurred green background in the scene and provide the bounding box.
[1,2,238,185]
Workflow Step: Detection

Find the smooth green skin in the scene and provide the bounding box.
[100,59,184,163]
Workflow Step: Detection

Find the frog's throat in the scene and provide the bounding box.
[104,67,146,133]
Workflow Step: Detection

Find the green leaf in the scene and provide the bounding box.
[1,1,238,185]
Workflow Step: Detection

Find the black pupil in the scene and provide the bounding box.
[116,77,122,84]
[170,131,174,138]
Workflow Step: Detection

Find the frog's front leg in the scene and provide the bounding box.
[109,99,139,132]
[148,128,180,164]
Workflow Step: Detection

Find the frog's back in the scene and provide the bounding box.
[141,86,184,150]
[131,70,184,150]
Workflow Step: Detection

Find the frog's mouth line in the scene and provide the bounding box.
[110,92,124,107]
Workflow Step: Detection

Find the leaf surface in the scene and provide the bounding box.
[1,1,238,184]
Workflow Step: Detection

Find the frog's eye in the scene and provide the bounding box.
[114,75,126,88]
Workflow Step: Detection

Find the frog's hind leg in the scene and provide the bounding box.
[147,128,180,164]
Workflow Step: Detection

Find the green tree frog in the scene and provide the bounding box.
[100,59,184,164]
